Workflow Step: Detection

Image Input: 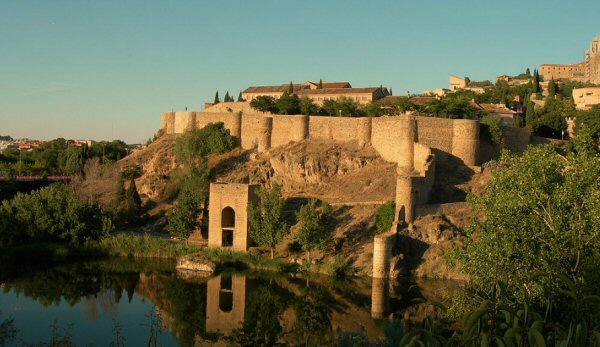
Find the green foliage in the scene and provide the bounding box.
[174,122,237,167]
[275,91,300,115]
[237,91,243,102]
[113,177,144,226]
[576,104,600,139]
[166,185,201,239]
[0,139,128,176]
[214,90,220,104]
[374,201,395,234]
[0,314,18,346]
[461,141,600,305]
[299,97,319,116]
[534,97,573,138]
[326,256,361,278]
[0,184,108,246]
[480,115,504,145]
[425,94,479,119]
[321,97,363,117]
[296,199,336,262]
[250,95,278,113]
[247,184,289,258]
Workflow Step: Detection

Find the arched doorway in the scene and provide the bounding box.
[221,207,235,247]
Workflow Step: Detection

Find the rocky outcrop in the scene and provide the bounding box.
[176,253,217,273]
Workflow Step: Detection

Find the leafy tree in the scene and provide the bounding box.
[321,97,362,117]
[296,199,336,262]
[374,202,395,234]
[214,91,220,104]
[166,185,200,240]
[249,96,277,114]
[461,140,600,305]
[247,184,289,259]
[0,184,108,246]
[275,92,300,115]
[576,104,600,138]
[299,97,318,116]
[480,115,503,145]
[363,101,385,117]
[174,122,236,167]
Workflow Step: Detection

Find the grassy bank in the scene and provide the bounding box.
[1,234,360,277]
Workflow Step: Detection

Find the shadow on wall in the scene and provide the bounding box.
[428,149,476,204]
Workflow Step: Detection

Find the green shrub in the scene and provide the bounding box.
[0,184,108,246]
[480,115,503,145]
[374,201,395,234]
[174,122,236,167]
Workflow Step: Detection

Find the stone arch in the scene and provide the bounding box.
[221,207,235,247]
[221,207,235,228]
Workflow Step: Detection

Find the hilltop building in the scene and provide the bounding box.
[540,36,600,84]
[241,81,389,105]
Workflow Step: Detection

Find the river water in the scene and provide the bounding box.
[0,258,460,346]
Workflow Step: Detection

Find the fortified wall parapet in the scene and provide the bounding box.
[162,111,478,167]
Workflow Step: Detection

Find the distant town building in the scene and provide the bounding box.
[473,102,519,127]
[540,36,600,84]
[572,87,600,110]
[449,75,467,91]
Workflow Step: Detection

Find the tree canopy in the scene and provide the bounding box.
[247,184,289,258]
[461,138,600,305]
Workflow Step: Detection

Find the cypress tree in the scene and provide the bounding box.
[237,91,243,102]
[548,78,556,97]
[389,87,393,96]
[318,79,323,89]
[526,68,531,76]
[214,91,220,104]
[224,91,231,102]
[288,81,294,94]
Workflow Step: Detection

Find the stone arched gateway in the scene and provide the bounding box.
[208,183,259,251]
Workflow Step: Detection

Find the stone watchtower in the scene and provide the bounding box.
[208,183,259,252]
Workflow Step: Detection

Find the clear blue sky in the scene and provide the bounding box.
[1,0,598,143]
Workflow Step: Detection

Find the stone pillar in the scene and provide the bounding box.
[291,115,309,142]
[451,119,479,167]
[356,117,372,147]
[372,233,393,278]
[395,174,414,225]
[232,112,243,145]
[398,117,416,172]
[258,117,273,153]
[371,277,389,319]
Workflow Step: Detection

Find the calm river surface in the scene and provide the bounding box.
[0,258,460,346]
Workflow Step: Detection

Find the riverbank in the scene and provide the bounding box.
[0,234,332,275]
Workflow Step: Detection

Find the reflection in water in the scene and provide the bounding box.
[371,277,389,319]
[0,258,458,346]
[206,274,246,334]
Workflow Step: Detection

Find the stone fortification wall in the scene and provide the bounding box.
[270,115,309,148]
[204,101,260,113]
[308,116,364,143]
[162,112,479,166]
